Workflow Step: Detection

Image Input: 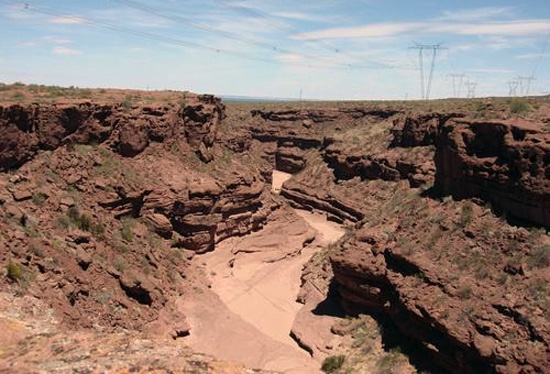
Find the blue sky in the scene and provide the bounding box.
[0,0,549,100]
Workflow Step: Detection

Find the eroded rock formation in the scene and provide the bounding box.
[435,118,550,227]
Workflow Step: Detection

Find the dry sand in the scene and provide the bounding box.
[180,171,345,373]
[272,170,292,194]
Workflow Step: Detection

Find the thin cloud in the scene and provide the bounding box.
[439,6,516,22]
[20,36,73,48]
[275,53,304,62]
[293,19,550,40]
[467,68,515,74]
[294,22,421,40]
[52,46,82,55]
[50,16,85,24]
[42,36,72,44]
[273,11,331,22]
[91,8,173,29]
[516,53,550,60]
[448,20,550,36]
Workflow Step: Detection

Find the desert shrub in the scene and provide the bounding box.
[375,348,404,374]
[459,201,474,227]
[61,206,96,232]
[11,92,25,101]
[121,218,134,242]
[509,99,530,114]
[528,244,550,269]
[321,355,345,373]
[113,256,126,272]
[67,206,81,222]
[31,192,48,206]
[121,95,133,110]
[76,89,92,99]
[457,284,472,299]
[78,214,92,231]
[91,222,106,239]
[6,262,22,281]
[57,214,72,229]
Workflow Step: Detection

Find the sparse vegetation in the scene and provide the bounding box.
[6,262,22,281]
[509,99,531,114]
[374,348,407,374]
[321,355,345,373]
[2,84,550,372]
[459,201,474,227]
[58,206,99,233]
[457,284,472,299]
[528,244,550,269]
[121,217,134,242]
[31,192,48,206]
[113,256,126,272]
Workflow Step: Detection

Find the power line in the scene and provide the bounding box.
[210,0,401,70]
[409,43,446,99]
[516,76,536,96]
[1,0,370,71]
[465,81,477,98]
[107,0,344,67]
[507,80,519,97]
[448,73,465,98]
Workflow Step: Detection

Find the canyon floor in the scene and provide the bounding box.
[0,83,549,373]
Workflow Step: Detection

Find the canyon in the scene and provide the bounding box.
[0,86,549,373]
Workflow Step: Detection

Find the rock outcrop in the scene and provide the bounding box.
[0,94,223,170]
[434,118,550,227]
[0,93,274,339]
[326,113,550,374]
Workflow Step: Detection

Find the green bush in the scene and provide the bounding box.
[31,192,48,206]
[61,206,96,232]
[6,262,22,281]
[121,218,134,242]
[509,99,531,114]
[528,244,550,269]
[459,201,474,227]
[321,355,345,373]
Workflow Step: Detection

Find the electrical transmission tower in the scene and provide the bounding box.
[449,73,465,98]
[409,43,446,100]
[517,76,536,96]
[507,80,519,96]
[465,81,477,98]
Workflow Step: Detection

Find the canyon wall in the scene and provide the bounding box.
[0,95,276,336]
[434,118,550,227]
[231,106,549,373]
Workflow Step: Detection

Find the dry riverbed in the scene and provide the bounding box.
[179,171,346,373]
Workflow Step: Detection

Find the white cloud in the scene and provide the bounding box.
[293,22,422,40]
[439,6,516,22]
[272,11,332,22]
[50,16,85,24]
[19,36,74,49]
[52,46,82,55]
[42,36,72,44]
[294,19,550,40]
[276,53,304,62]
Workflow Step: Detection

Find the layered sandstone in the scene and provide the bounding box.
[434,118,550,227]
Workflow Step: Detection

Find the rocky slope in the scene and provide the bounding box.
[0,93,280,371]
[1,88,549,373]
[223,101,550,373]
